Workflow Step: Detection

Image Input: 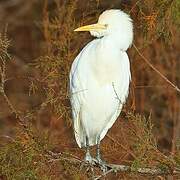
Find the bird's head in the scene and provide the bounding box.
[74,9,133,50]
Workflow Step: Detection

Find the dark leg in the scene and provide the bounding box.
[96,136,107,172]
[84,136,93,163]
[96,141,102,162]
[80,136,95,173]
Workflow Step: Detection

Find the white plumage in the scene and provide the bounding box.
[69,9,133,164]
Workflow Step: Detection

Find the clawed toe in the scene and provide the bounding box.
[84,151,96,165]
[81,157,108,173]
[100,162,108,172]
[93,157,108,172]
[80,158,96,175]
[83,138,108,172]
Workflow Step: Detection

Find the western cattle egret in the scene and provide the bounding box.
[69,9,133,166]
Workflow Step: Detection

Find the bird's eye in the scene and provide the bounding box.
[105,24,108,28]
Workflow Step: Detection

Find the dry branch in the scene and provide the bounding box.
[94,163,180,180]
[133,44,180,93]
[104,163,179,175]
[47,151,180,179]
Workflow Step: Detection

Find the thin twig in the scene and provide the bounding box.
[133,44,180,93]
[0,44,18,115]
[107,134,136,159]
[48,156,82,163]
[0,135,16,142]
[135,85,168,88]
[94,168,114,180]
[129,0,141,13]
[0,33,27,129]
[112,82,122,104]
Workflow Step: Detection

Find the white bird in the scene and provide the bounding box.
[69,9,133,165]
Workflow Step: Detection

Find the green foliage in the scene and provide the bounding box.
[127,112,176,172]
[0,127,50,180]
[0,113,179,179]
[174,141,180,169]
[171,0,180,27]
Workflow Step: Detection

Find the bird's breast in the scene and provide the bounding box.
[91,46,123,85]
[92,62,120,85]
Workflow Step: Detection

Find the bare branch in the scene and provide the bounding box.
[133,44,180,93]
[46,151,180,178]
[107,134,136,159]
[95,163,180,179]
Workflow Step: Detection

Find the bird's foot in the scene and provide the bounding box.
[80,152,95,170]
[80,155,96,176]
[94,157,108,172]
[84,151,96,165]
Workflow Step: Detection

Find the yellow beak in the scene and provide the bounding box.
[74,23,107,32]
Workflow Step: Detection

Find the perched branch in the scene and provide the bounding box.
[46,151,180,179]
[105,163,179,175]
[95,163,180,180]
[133,44,180,93]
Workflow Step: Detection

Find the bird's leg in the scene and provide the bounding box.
[83,144,96,174]
[80,136,95,171]
[95,136,107,172]
[84,136,94,164]
[96,141,101,162]
[85,145,92,162]
[96,137,104,164]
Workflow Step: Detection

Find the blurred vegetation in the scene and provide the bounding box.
[0,0,180,179]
